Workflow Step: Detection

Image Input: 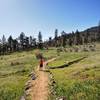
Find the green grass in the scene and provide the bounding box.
[49,51,100,100]
[0,49,57,100]
[1,46,100,100]
[0,75,27,100]
[0,51,37,100]
[48,52,88,68]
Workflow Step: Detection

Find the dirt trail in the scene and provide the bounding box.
[30,58,56,100]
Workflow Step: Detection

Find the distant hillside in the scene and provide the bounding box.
[84,26,98,32]
[81,26,99,35]
[44,25,100,47]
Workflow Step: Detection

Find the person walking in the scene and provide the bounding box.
[39,57,44,71]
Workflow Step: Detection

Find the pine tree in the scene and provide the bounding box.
[2,35,6,44]
[97,21,100,41]
[75,30,80,45]
[8,35,13,52]
[54,29,58,47]
[13,39,18,51]
[2,35,6,54]
[55,29,58,40]
[38,31,43,49]
[38,31,42,43]
[61,31,66,47]
[19,32,25,50]
[48,37,52,47]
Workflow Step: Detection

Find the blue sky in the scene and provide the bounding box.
[0,0,100,40]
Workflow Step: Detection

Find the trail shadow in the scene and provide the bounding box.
[49,56,87,69]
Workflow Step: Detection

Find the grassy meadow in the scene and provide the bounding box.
[0,51,37,100]
[0,44,100,100]
[48,46,100,100]
[0,49,57,100]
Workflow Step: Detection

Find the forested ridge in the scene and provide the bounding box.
[0,23,100,55]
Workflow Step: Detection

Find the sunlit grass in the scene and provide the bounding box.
[49,51,100,100]
[0,49,57,100]
[48,52,88,68]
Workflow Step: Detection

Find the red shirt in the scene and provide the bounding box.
[40,59,43,65]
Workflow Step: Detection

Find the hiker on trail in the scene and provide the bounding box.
[39,57,44,71]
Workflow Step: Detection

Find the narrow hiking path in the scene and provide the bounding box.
[30,58,56,100]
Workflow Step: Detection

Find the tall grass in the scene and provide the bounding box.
[49,51,100,100]
[0,49,57,100]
